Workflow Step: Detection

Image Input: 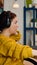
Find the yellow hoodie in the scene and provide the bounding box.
[0,32,33,65]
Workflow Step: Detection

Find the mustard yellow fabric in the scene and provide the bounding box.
[10,31,21,41]
[0,34,33,65]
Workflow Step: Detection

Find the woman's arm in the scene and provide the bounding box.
[6,38,37,59]
[23,49,37,65]
[32,49,37,56]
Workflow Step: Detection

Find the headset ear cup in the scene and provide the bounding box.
[6,18,11,27]
[6,11,11,28]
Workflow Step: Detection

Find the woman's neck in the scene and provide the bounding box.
[1,29,11,37]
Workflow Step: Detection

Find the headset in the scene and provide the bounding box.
[24,58,37,65]
[5,11,11,28]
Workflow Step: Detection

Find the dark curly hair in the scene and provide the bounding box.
[0,11,16,31]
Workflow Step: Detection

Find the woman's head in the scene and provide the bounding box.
[0,11,18,34]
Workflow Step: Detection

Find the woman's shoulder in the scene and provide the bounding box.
[0,34,16,44]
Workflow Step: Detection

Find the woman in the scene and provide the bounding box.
[0,11,37,65]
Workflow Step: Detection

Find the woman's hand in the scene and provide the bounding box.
[23,60,33,65]
[32,49,37,56]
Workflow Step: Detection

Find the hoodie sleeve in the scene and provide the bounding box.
[0,34,33,60]
[2,38,33,60]
[12,43,33,60]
